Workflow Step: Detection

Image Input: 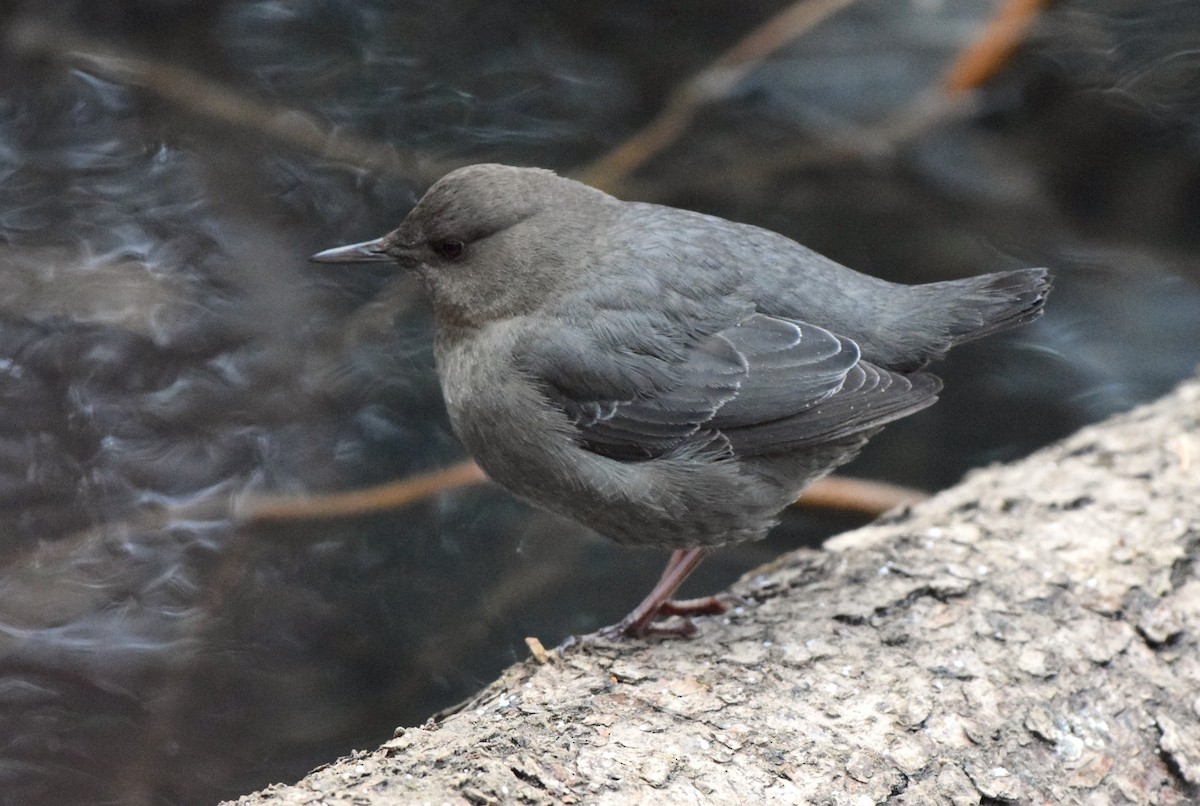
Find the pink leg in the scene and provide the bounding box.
[603,547,712,638]
[650,549,733,617]
[655,549,687,584]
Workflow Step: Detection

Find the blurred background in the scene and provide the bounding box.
[2,0,1199,803]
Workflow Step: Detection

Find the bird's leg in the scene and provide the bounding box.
[644,548,734,618]
[654,549,688,584]
[603,546,712,638]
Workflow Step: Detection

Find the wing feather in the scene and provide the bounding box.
[524,312,940,460]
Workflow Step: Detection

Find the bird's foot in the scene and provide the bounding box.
[563,547,731,645]
[657,592,744,618]
[592,593,751,642]
[593,611,699,642]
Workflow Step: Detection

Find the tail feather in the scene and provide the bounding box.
[895,267,1051,370]
[942,267,1051,344]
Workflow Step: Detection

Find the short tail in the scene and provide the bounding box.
[943,267,1051,342]
[896,267,1051,370]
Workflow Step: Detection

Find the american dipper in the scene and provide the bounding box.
[312,164,1050,638]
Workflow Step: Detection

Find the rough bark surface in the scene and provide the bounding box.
[230,375,1200,805]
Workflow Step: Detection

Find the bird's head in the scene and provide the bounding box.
[311,163,617,326]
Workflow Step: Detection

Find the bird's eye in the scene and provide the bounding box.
[433,239,465,260]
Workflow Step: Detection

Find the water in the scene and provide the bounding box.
[1,1,1199,803]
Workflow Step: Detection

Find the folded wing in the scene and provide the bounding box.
[524,312,941,460]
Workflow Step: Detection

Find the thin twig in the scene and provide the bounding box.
[794,476,926,516]
[230,458,924,525]
[942,0,1052,94]
[6,19,450,182]
[234,462,488,524]
[801,0,1053,157]
[581,0,1053,194]
[574,0,862,193]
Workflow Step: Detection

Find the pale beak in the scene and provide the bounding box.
[309,237,392,264]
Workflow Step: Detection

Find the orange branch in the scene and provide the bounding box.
[236,461,488,524]
[6,19,449,181]
[233,458,925,525]
[942,0,1051,93]
[794,476,927,516]
[576,0,861,192]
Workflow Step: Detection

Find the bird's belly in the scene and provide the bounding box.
[434,328,801,549]
[436,329,577,493]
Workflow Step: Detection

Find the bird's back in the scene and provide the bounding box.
[606,202,1050,372]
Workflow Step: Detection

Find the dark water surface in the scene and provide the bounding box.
[2,1,1199,803]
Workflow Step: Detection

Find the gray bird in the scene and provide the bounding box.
[312,163,1049,638]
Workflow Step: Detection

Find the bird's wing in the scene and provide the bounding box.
[521,312,941,460]
[713,316,942,455]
